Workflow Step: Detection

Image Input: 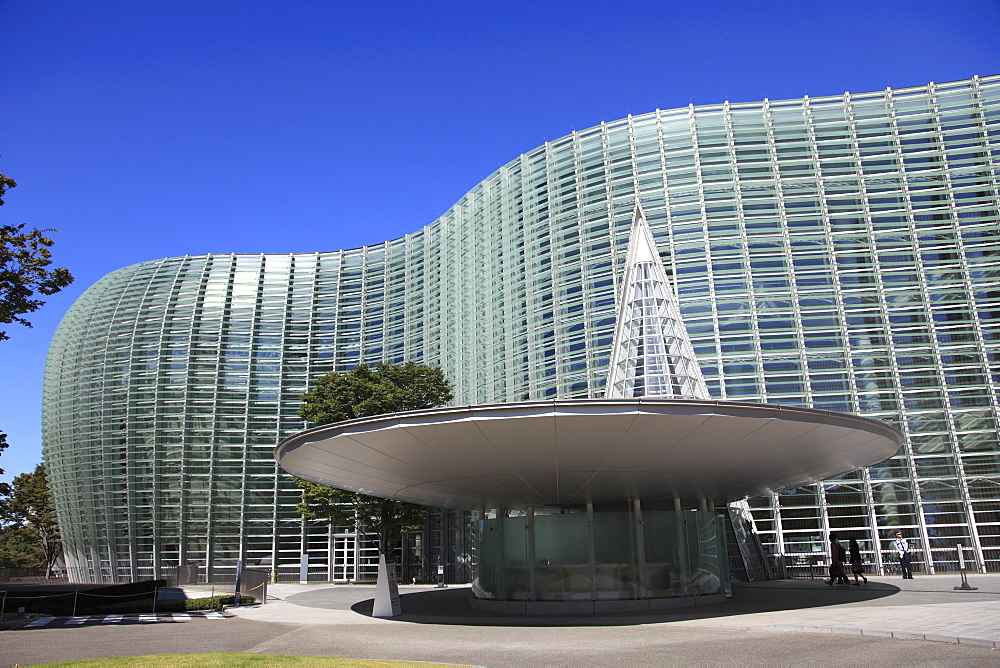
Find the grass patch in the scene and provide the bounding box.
[29,654,460,667]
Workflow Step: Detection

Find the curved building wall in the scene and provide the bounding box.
[44,75,1000,581]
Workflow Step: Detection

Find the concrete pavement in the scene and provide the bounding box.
[2,574,998,666]
[212,573,1000,646]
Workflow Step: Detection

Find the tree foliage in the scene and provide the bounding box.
[294,478,427,558]
[298,361,454,424]
[0,173,15,203]
[294,362,454,558]
[0,464,61,575]
[0,173,75,341]
[0,174,70,573]
[0,430,10,499]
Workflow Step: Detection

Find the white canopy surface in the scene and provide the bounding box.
[275,398,902,510]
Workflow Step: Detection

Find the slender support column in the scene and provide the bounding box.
[526,506,536,601]
[698,497,708,512]
[586,501,597,601]
[496,505,505,599]
[633,498,647,598]
[674,497,682,512]
[327,525,334,582]
[708,499,715,513]
[353,530,361,583]
[675,506,689,596]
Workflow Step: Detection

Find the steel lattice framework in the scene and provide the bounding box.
[606,203,711,399]
[44,75,1000,582]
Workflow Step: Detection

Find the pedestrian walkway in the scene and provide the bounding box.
[215,574,1000,648]
[19,611,227,629]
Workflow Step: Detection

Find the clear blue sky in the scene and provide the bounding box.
[2,0,998,482]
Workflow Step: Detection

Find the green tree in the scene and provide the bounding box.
[1,464,61,576]
[294,362,454,559]
[294,479,427,559]
[0,173,75,341]
[0,430,11,499]
[0,527,47,569]
[298,361,454,424]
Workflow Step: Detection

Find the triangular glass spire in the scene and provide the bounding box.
[605,204,711,400]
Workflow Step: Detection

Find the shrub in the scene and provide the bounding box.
[185,594,255,611]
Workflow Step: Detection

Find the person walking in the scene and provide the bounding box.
[894,530,913,579]
[848,537,867,585]
[825,533,850,587]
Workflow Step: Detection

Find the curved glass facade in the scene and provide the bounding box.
[44,75,1000,582]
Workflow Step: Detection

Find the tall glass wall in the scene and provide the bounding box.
[44,75,1000,581]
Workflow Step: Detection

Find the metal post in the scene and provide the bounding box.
[234,558,244,605]
[72,590,79,617]
[152,586,158,614]
[953,543,978,591]
[1,590,7,626]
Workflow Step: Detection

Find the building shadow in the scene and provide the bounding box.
[346,580,902,627]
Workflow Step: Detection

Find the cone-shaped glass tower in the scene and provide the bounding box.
[605,204,711,400]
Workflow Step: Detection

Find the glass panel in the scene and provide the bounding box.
[533,513,591,601]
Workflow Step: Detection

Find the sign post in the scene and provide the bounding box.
[953,543,978,591]
[234,559,244,605]
[373,553,401,617]
[299,552,309,585]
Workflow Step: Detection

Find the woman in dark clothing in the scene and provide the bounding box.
[826,533,851,586]
[849,537,867,585]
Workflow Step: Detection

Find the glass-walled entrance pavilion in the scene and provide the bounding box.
[276,398,903,610]
[472,508,726,613]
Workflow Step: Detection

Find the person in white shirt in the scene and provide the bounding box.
[894,530,913,579]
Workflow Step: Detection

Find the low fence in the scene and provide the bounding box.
[0,577,267,620]
[0,580,165,617]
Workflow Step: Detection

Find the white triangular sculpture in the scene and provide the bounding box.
[605,203,711,400]
[372,553,401,617]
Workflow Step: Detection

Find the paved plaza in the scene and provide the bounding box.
[2,574,999,666]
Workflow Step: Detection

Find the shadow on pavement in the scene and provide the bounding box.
[337,580,902,627]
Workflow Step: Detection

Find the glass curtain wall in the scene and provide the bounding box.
[44,75,1000,581]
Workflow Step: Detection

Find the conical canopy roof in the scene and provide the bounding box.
[605,204,711,400]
